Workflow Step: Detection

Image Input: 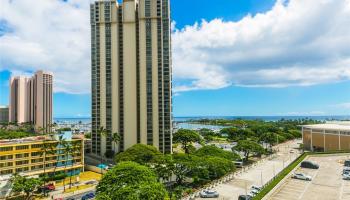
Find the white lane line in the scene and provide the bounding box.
[340,179,345,200]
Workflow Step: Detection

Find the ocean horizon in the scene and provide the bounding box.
[54,115,350,123]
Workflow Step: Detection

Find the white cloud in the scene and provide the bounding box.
[334,102,350,109]
[1,0,350,94]
[282,111,326,116]
[172,0,350,91]
[0,0,92,93]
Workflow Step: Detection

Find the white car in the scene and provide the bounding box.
[343,173,350,180]
[199,190,219,198]
[291,173,312,181]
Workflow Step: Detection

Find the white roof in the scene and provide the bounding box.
[303,124,350,131]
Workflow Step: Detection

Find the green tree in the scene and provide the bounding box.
[173,129,201,154]
[115,144,162,164]
[259,132,277,150]
[62,140,72,192]
[201,156,235,180]
[97,126,108,173]
[11,174,42,200]
[96,161,167,200]
[198,128,216,141]
[39,140,54,196]
[194,145,240,161]
[171,153,208,185]
[69,141,81,189]
[233,140,265,161]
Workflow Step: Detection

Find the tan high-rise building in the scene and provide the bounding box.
[90,0,172,155]
[9,71,53,132]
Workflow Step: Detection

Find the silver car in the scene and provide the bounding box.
[200,190,219,198]
[292,173,312,181]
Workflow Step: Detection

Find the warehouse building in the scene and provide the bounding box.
[302,123,350,152]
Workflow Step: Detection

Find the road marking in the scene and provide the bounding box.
[340,179,345,200]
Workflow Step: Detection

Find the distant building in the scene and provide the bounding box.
[302,123,350,152]
[90,0,173,155]
[0,106,9,123]
[9,71,53,132]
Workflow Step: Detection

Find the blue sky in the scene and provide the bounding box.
[1,0,350,117]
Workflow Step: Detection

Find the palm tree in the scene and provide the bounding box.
[97,127,108,174]
[62,140,71,192]
[112,132,121,153]
[40,140,53,196]
[68,141,81,189]
[52,134,65,178]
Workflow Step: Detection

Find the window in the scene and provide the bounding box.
[16,160,29,166]
[0,169,13,175]
[16,153,29,159]
[31,144,43,149]
[0,155,13,160]
[0,146,13,152]
[0,162,13,168]
[31,152,42,157]
[16,145,29,150]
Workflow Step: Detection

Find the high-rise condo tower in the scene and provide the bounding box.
[90,0,172,155]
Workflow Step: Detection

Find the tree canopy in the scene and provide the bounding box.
[11,174,42,200]
[96,161,167,200]
[233,140,265,161]
[194,145,240,161]
[115,144,162,164]
[173,129,201,154]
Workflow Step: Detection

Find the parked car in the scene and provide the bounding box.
[85,180,98,185]
[199,190,219,198]
[238,194,253,200]
[344,160,350,167]
[250,185,262,192]
[343,169,350,175]
[38,183,55,193]
[249,191,257,196]
[343,173,350,180]
[300,161,319,169]
[235,161,244,168]
[82,192,95,200]
[291,173,312,181]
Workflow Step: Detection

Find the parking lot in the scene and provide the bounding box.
[267,154,350,200]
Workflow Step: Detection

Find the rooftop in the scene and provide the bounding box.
[302,124,350,131]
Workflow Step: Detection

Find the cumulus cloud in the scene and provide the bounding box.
[1,0,350,94]
[0,0,92,93]
[172,0,350,92]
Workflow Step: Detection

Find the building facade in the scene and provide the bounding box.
[0,106,9,123]
[90,0,172,155]
[9,71,53,132]
[0,135,84,177]
[302,124,350,152]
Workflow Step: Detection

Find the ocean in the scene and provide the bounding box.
[54,115,350,124]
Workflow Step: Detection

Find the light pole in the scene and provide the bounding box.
[260,170,263,186]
